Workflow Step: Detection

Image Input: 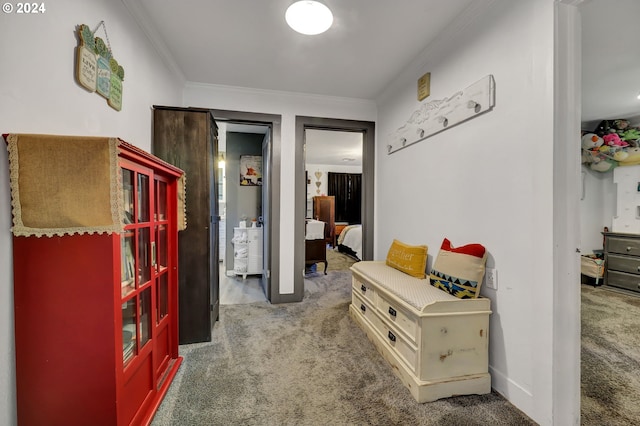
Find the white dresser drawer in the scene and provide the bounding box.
[375,292,418,344]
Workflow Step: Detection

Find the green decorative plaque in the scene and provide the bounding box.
[75,23,125,111]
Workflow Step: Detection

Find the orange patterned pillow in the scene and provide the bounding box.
[386,239,428,279]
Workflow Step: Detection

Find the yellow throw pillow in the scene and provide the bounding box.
[386,239,428,279]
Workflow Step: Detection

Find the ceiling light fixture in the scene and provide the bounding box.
[285,1,333,35]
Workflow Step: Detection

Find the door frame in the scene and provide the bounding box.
[553,1,582,424]
[210,109,281,304]
[291,116,376,302]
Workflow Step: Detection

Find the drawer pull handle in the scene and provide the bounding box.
[627,246,633,252]
[388,331,396,342]
[360,284,367,293]
[388,307,397,317]
[360,304,366,313]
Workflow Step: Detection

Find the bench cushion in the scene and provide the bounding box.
[351,261,457,310]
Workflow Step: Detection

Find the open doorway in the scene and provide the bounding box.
[577,1,640,423]
[210,110,282,304]
[292,116,376,302]
[217,122,269,304]
[304,129,363,276]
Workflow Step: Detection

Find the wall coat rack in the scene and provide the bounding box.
[387,75,495,154]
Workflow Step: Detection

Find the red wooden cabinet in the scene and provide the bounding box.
[12,141,183,426]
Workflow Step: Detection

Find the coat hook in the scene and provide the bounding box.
[387,144,392,153]
[467,100,481,113]
[417,128,425,138]
[401,137,407,147]
[438,117,449,127]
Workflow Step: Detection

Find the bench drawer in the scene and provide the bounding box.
[376,293,418,344]
[353,293,417,372]
[352,276,376,304]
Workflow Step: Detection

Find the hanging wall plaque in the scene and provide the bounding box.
[75,22,125,111]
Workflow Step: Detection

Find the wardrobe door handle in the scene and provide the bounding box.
[388,331,396,342]
[388,307,397,317]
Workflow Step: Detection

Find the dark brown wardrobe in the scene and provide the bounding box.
[313,195,335,247]
[152,106,220,344]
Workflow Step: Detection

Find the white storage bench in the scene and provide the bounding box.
[349,261,492,403]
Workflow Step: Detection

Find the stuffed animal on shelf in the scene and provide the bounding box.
[594,119,630,138]
[581,133,604,150]
[590,157,615,172]
[621,128,640,143]
[618,147,640,166]
[613,150,629,162]
[603,133,629,147]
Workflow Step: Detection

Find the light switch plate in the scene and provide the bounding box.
[485,268,497,290]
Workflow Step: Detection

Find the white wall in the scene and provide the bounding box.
[306,163,362,199]
[375,1,558,424]
[183,84,376,293]
[0,1,183,424]
[580,166,616,252]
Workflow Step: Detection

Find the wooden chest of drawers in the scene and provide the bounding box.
[604,232,640,293]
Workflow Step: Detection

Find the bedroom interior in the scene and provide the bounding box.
[578,1,640,423]
[305,128,363,276]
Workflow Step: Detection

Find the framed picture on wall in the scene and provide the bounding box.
[240,155,262,186]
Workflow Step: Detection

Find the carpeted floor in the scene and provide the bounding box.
[581,284,640,425]
[152,270,535,426]
[304,247,358,276]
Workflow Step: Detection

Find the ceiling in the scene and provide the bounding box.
[128,0,477,99]
[126,0,640,154]
[580,0,640,129]
[305,129,363,167]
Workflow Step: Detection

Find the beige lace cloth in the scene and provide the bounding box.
[6,134,124,237]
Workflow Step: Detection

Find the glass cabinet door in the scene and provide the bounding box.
[119,160,176,382]
[120,164,154,366]
[154,178,170,326]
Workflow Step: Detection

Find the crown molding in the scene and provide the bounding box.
[557,0,587,6]
[184,81,377,107]
[120,0,186,84]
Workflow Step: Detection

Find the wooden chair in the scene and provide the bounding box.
[305,221,328,274]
